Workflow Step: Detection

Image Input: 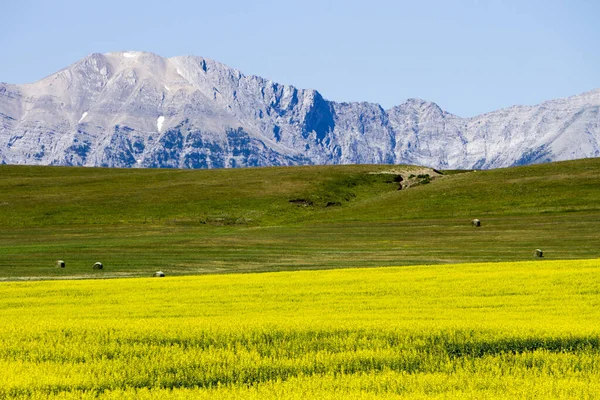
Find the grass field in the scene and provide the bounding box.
[1,158,600,278]
[2,258,600,398]
[2,160,600,397]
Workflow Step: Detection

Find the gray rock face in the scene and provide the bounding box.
[1,51,599,169]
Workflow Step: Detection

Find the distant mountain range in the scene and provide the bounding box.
[1,51,599,169]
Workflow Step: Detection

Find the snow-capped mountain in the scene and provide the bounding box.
[1,51,599,169]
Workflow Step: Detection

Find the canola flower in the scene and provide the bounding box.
[1,259,600,398]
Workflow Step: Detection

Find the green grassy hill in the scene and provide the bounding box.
[1,158,599,278]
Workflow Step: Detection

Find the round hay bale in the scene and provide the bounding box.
[56,260,65,268]
[534,249,543,258]
[471,219,481,227]
[93,262,104,270]
[153,271,165,277]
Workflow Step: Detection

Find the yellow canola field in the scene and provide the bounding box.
[1,259,600,399]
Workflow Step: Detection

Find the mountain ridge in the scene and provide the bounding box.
[1,51,599,169]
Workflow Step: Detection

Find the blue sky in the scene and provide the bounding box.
[1,0,598,117]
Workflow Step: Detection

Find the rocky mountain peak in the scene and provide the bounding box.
[0,51,599,170]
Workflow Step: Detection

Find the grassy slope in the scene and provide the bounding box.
[0,159,599,278]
